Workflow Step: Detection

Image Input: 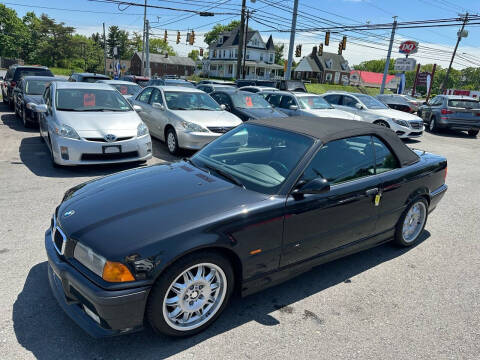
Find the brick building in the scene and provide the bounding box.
[130,52,196,77]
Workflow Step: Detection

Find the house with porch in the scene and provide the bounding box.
[202,26,283,80]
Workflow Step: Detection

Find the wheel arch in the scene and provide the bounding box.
[405,187,431,208]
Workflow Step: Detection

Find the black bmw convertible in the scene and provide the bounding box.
[46,116,447,337]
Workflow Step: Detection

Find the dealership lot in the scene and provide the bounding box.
[0,103,479,359]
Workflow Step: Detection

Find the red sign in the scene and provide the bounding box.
[83,93,96,107]
[399,41,418,55]
[417,72,429,86]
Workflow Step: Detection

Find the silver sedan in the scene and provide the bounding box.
[34,82,152,166]
[131,86,242,154]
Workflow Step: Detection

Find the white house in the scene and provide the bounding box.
[202,26,283,80]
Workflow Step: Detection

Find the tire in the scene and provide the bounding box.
[394,197,429,247]
[22,106,32,128]
[166,128,179,155]
[428,116,438,133]
[374,120,390,128]
[468,130,479,137]
[146,251,234,337]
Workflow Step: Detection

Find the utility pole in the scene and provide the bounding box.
[236,0,247,79]
[103,22,107,75]
[145,19,151,77]
[285,0,299,80]
[242,9,250,79]
[141,0,147,76]
[380,16,397,94]
[441,13,468,93]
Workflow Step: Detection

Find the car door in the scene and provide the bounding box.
[278,94,299,116]
[281,135,381,266]
[148,88,169,139]
[132,87,154,131]
[422,96,438,120]
[39,85,52,139]
[13,80,22,110]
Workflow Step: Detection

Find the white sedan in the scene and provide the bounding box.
[34,82,152,166]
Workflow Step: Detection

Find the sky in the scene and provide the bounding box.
[3,0,480,69]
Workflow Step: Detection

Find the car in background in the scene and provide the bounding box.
[131,86,242,154]
[33,82,152,166]
[210,89,287,122]
[235,79,277,88]
[418,95,480,136]
[120,75,150,87]
[196,80,236,86]
[376,94,421,113]
[96,79,142,102]
[262,91,362,121]
[145,78,195,88]
[13,76,67,128]
[239,86,279,93]
[68,73,110,83]
[276,79,307,92]
[45,116,447,338]
[196,83,235,94]
[2,65,54,108]
[322,92,424,139]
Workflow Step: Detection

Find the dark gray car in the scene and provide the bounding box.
[418,95,480,136]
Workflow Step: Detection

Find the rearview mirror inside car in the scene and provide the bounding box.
[293,177,330,196]
[152,102,165,110]
[34,104,48,113]
[289,105,299,110]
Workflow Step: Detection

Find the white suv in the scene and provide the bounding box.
[321,92,424,138]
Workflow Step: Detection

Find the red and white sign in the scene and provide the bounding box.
[399,41,419,55]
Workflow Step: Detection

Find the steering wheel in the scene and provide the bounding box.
[269,161,289,176]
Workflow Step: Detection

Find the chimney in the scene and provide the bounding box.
[165,53,168,58]
[312,46,317,56]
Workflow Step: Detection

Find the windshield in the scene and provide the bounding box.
[14,68,53,80]
[111,83,141,95]
[298,96,333,110]
[81,77,108,83]
[356,94,389,109]
[165,80,195,88]
[164,91,221,110]
[25,80,51,95]
[231,92,272,109]
[55,89,132,111]
[192,124,314,194]
[403,95,417,101]
[137,80,149,87]
[448,99,480,109]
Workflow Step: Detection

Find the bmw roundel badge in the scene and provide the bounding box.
[64,210,76,218]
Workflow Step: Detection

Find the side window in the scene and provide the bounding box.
[149,88,163,105]
[197,86,206,92]
[267,94,282,107]
[342,96,358,108]
[212,93,228,106]
[302,136,375,185]
[137,88,153,103]
[372,136,399,173]
[279,95,296,109]
[323,94,341,105]
[430,96,441,106]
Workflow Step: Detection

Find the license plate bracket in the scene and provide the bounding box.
[102,145,121,154]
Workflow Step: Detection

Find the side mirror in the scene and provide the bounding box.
[293,178,330,195]
[34,104,48,113]
[289,104,299,110]
[26,102,37,110]
[355,103,364,110]
[132,104,142,111]
[152,102,165,110]
[220,104,226,110]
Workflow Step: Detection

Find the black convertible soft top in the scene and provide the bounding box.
[249,116,419,167]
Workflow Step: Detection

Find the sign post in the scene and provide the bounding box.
[426,64,437,102]
[411,63,421,97]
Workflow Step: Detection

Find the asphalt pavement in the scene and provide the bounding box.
[0,102,479,359]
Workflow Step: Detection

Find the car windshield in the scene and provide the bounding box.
[192,124,314,194]
[137,80,149,87]
[403,95,417,101]
[165,80,195,88]
[25,80,51,95]
[231,93,272,109]
[164,91,221,110]
[111,83,141,95]
[82,77,108,83]
[298,96,333,110]
[448,99,480,109]
[356,94,389,109]
[14,68,53,80]
[55,89,132,111]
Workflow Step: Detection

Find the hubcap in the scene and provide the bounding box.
[402,202,427,243]
[162,263,227,331]
[167,132,176,152]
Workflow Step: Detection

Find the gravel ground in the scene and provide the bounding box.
[0,102,479,360]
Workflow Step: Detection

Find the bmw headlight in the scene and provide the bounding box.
[74,242,106,277]
[392,119,410,128]
[55,124,80,140]
[137,122,149,137]
[180,120,208,132]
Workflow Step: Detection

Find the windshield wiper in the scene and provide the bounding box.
[203,164,245,189]
[191,107,216,111]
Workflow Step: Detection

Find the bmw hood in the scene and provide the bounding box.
[368,108,422,122]
[237,107,288,119]
[169,109,242,127]
[24,95,43,105]
[56,162,267,258]
[55,110,142,138]
[302,108,359,120]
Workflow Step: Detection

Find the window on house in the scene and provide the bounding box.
[260,54,263,61]
[341,62,348,71]
[246,51,250,60]
[325,59,333,69]
[269,53,274,63]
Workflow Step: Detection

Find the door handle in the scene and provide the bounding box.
[365,188,379,196]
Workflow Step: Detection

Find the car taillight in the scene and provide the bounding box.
[441,109,453,114]
[10,81,16,87]
[444,166,448,181]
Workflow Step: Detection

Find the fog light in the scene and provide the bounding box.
[60,146,69,160]
[83,305,100,324]
[146,141,152,153]
[396,131,405,136]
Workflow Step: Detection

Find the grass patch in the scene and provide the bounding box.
[306,83,392,96]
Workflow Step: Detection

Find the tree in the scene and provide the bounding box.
[188,50,199,61]
[107,26,131,59]
[149,38,176,55]
[35,14,75,67]
[203,20,240,45]
[354,59,394,74]
[0,4,30,58]
[274,44,284,65]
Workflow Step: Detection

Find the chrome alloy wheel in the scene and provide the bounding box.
[162,263,227,331]
[402,201,427,243]
[167,132,176,153]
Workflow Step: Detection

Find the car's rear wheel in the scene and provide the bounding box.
[468,130,479,137]
[394,198,428,247]
[166,128,179,155]
[147,251,234,337]
[428,117,438,133]
[22,106,32,128]
[374,120,390,128]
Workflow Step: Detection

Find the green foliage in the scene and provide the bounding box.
[203,20,240,45]
[306,83,391,96]
[354,59,395,74]
[188,50,200,61]
[149,38,176,55]
[0,4,30,58]
[274,44,285,65]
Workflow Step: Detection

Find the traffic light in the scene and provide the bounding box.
[176,31,180,44]
[342,36,347,50]
[164,30,167,42]
[189,30,195,45]
[319,43,323,56]
[199,48,204,57]
[338,42,342,55]
[295,44,302,57]
[325,31,330,46]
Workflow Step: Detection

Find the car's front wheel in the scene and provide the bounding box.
[374,120,390,128]
[166,128,179,155]
[428,117,438,133]
[394,197,428,247]
[147,251,234,337]
[22,106,32,128]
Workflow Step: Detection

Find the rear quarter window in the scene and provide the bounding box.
[448,100,480,109]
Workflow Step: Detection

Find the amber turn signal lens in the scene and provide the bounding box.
[102,261,135,282]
